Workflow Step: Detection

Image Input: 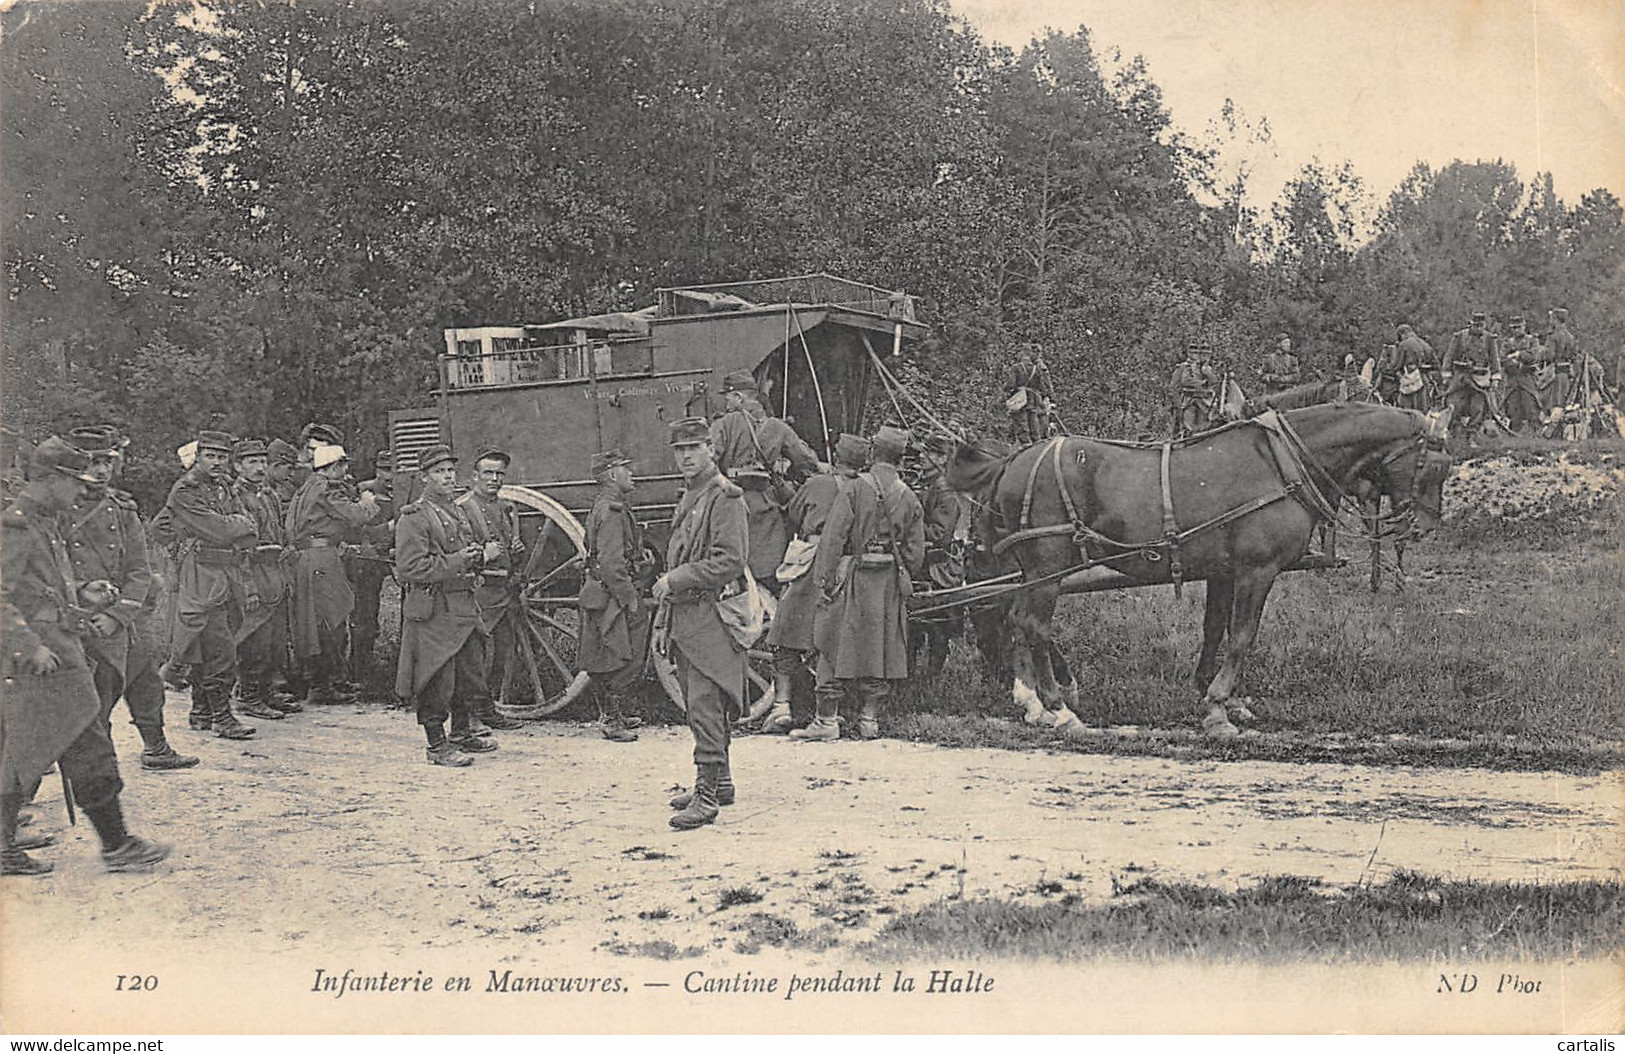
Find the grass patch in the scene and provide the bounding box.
[863,871,1625,963]
[717,885,765,910]
[601,939,705,960]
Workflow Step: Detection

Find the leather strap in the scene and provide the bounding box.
[1159,442,1184,597]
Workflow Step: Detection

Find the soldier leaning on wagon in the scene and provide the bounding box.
[652,418,750,831]
[455,447,525,733]
[577,449,653,744]
[2,438,172,877]
[913,430,972,680]
[761,434,867,735]
[284,442,379,705]
[231,438,303,721]
[162,430,261,739]
[64,426,199,772]
[1259,334,1301,395]
[1499,316,1546,435]
[1004,345,1054,445]
[708,371,819,587]
[1542,307,1579,412]
[796,425,925,744]
[1169,341,1218,437]
[1443,311,1502,443]
[347,449,397,686]
[393,444,498,767]
[1393,324,1439,411]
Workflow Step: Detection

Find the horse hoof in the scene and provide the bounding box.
[1230,702,1256,723]
[1202,713,1240,739]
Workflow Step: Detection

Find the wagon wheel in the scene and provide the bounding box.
[650,608,778,724]
[492,486,591,719]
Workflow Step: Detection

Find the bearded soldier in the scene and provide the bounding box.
[285,442,378,704]
[394,445,498,766]
[653,418,749,831]
[796,425,924,743]
[2,438,171,875]
[162,430,260,738]
[231,438,301,721]
[1259,333,1301,395]
[761,434,867,734]
[64,426,199,772]
[1499,316,1546,435]
[1443,311,1502,443]
[708,371,818,586]
[454,447,524,733]
[348,449,397,685]
[576,449,651,743]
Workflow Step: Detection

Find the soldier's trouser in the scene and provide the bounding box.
[237,603,286,686]
[478,603,517,705]
[348,566,388,680]
[56,710,125,812]
[1445,388,1489,433]
[813,656,890,714]
[307,622,350,688]
[89,637,165,753]
[589,660,642,697]
[414,631,487,731]
[1179,404,1211,436]
[676,649,734,767]
[1504,387,1541,432]
[1009,411,1044,445]
[772,647,814,724]
[187,606,239,698]
[1546,371,1573,411]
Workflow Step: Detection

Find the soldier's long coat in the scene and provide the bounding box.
[577,490,650,674]
[663,473,748,708]
[812,463,925,680]
[764,472,844,653]
[161,468,257,663]
[284,474,373,660]
[393,496,487,699]
[65,488,152,677]
[457,489,523,622]
[709,410,818,582]
[235,480,289,645]
[1,497,100,796]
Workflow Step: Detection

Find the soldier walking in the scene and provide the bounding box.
[2,438,172,876]
[761,434,867,734]
[796,425,924,743]
[348,449,397,686]
[1443,311,1502,444]
[1169,341,1218,437]
[708,371,818,587]
[1004,345,1053,444]
[652,419,749,831]
[162,430,260,739]
[394,445,499,766]
[455,447,524,732]
[232,438,302,721]
[576,449,651,743]
[64,426,199,771]
[285,442,378,704]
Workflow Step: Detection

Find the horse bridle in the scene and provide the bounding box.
[1354,422,1450,538]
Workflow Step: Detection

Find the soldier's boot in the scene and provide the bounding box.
[600,693,639,743]
[206,684,258,740]
[424,723,473,767]
[789,692,841,742]
[855,682,885,740]
[267,675,305,714]
[668,763,722,831]
[761,672,795,734]
[449,712,498,753]
[86,799,172,873]
[137,725,200,771]
[186,680,212,731]
[237,679,285,721]
[160,660,191,691]
[476,698,523,731]
[669,760,734,809]
[0,793,52,877]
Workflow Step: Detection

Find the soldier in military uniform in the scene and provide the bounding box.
[1499,316,1546,435]
[1543,307,1579,413]
[455,447,524,733]
[761,434,867,734]
[1443,311,1502,443]
[285,443,379,705]
[2,438,171,875]
[348,449,397,686]
[394,445,498,767]
[1004,345,1053,444]
[913,430,972,679]
[576,449,651,743]
[708,371,819,587]
[1393,324,1439,411]
[1259,333,1301,395]
[162,430,261,739]
[652,419,749,831]
[796,425,925,743]
[64,426,199,771]
[1169,341,1218,437]
[230,437,302,721]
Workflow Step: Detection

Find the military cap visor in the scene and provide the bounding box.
[472,446,511,468]
[197,430,235,453]
[32,436,99,483]
[833,433,871,468]
[234,438,269,459]
[418,444,457,471]
[668,417,712,446]
[721,371,758,393]
[871,425,911,457]
[267,439,299,466]
[302,422,343,445]
[591,449,634,475]
[67,425,125,454]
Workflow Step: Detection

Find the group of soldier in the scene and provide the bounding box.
[1156,307,1601,441]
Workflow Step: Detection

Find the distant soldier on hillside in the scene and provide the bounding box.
[1443,311,1501,443]
[1169,341,1218,437]
[1259,333,1301,395]
[1393,324,1438,411]
[1003,345,1053,445]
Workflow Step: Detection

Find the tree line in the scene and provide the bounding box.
[5,0,1622,507]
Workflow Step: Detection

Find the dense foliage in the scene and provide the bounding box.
[6,0,1622,506]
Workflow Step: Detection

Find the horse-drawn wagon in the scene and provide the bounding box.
[386,274,928,715]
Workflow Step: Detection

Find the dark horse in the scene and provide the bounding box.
[946,403,1453,738]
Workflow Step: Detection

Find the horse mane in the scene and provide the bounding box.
[945,438,1012,499]
[1259,379,1342,410]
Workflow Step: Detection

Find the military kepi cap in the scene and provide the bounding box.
[1471,311,1487,322]
[31,436,99,483]
[267,439,299,466]
[833,433,870,469]
[591,449,634,476]
[722,371,757,393]
[1508,315,1524,325]
[472,445,511,468]
[871,425,911,459]
[234,437,268,460]
[418,444,457,471]
[301,422,343,446]
[67,425,123,455]
[197,430,234,453]
[668,417,711,446]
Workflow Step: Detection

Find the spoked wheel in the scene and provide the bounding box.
[492,487,592,720]
[651,600,779,724]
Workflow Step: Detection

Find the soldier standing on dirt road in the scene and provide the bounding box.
[455,447,525,734]
[653,418,749,831]
[393,444,499,767]
[796,425,924,743]
[232,438,303,722]
[348,449,397,688]
[576,449,651,744]
[2,437,172,877]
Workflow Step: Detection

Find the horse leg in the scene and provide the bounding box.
[1365,499,1383,593]
[1201,566,1279,738]
[1025,587,1088,737]
[1194,573,1231,689]
[1007,595,1047,725]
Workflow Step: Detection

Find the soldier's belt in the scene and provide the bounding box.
[668,587,721,605]
[296,537,336,549]
[192,546,244,567]
[1556,363,1574,373]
